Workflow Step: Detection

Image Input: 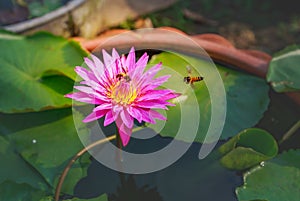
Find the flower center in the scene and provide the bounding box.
[110,80,137,105]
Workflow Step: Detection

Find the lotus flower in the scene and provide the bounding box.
[65,47,179,146]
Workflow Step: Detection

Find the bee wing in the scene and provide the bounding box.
[186,65,192,75]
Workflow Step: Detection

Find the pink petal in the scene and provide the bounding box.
[129,65,146,81]
[127,106,143,123]
[134,100,169,109]
[118,123,132,146]
[149,110,167,121]
[93,103,112,112]
[112,48,120,61]
[135,63,163,88]
[120,109,133,128]
[104,110,115,126]
[126,47,136,72]
[65,92,103,104]
[135,52,148,68]
[84,56,104,81]
[145,62,162,77]
[102,49,114,78]
[75,66,97,82]
[138,108,155,124]
[140,75,170,91]
[137,89,176,102]
[91,55,105,79]
[73,86,107,100]
[83,110,108,122]
[112,105,123,116]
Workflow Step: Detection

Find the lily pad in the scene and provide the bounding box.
[218,128,278,170]
[0,181,48,201]
[40,194,108,201]
[236,149,300,201]
[0,135,50,191]
[3,108,91,194]
[0,31,87,113]
[149,52,269,143]
[0,180,107,201]
[267,45,300,92]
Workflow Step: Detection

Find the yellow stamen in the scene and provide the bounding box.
[110,80,137,105]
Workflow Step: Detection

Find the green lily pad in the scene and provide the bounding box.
[236,149,300,201]
[0,31,87,113]
[40,194,108,201]
[149,52,269,143]
[267,45,300,92]
[0,180,108,201]
[0,181,48,201]
[4,108,90,194]
[218,128,278,170]
[0,135,50,191]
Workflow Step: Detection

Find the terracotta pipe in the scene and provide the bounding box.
[72,27,300,105]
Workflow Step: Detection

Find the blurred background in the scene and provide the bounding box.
[1,0,300,53]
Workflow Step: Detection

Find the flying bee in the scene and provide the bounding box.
[116,66,131,82]
[183,65,204,87]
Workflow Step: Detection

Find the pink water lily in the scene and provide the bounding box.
[65,47,179,146]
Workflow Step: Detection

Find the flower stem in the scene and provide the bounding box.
[279,120,300,144]
[54,135,116,201]
[54,126,144,201]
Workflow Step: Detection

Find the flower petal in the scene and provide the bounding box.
[137,89,176,102]
[134,100,169,109]
[118,123,132,146]
[75,66,97,82]
[120,109,133,128]
[73,86,108,100]
[84,56,104,81]
[149,110,167,121]
[65,92,103,104]
[83,110,108,122]
[93,103,112,112]
[102,49,114,78]
[126,47,136,72]
[127,106,143,123]
[104,110,115,126]
[91,54,105,79]
[135,52,148,68]
[140,75,170,91]
[138,108,155,124]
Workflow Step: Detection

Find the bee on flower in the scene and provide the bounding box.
[65,47,179,146]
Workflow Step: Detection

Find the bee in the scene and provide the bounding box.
[183,65,204,87]
[116,66,131,82]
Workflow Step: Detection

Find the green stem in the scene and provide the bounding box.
[279,120,300,144]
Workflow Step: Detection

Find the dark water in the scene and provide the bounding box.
[74,135,242,201]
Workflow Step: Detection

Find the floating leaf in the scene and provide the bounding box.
[236,149,300,201]
[0,31,87,113]
[0,180,107,201]
[0,136,50,191]
[218,128,278,170]
[148,52,269,143]
[40,194,108,201]
[3,108,90,194]
[267,45,300,92]
[0,181,48,201]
